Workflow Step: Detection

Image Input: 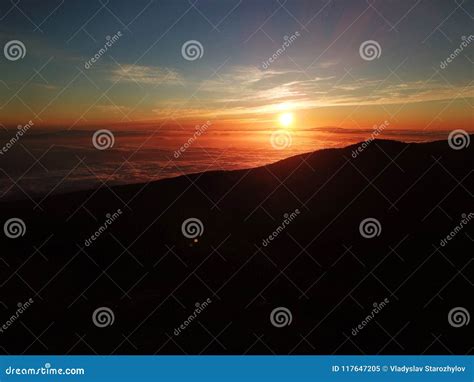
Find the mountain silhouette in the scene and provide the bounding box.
[1,137,472,355]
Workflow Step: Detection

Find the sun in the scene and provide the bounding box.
[278,112,294,127]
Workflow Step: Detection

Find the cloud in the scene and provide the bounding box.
[317,59,340,69]
[314,76,336,81]
[104,64,473,124]
[110,64,183,86]
[193,66,474,115]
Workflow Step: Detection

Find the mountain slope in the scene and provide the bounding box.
[1,137,472,355]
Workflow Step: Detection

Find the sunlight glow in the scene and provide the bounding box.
[278,112,294,127]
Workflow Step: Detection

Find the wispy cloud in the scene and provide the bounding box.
[49,61,472,126]
[187,66,474,118]
[110,64,183,86]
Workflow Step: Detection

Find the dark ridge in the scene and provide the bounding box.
[1,137,472,355]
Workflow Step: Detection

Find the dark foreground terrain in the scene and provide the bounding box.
[1,137,472,354]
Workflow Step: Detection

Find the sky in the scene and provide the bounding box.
[0,0,473,132]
